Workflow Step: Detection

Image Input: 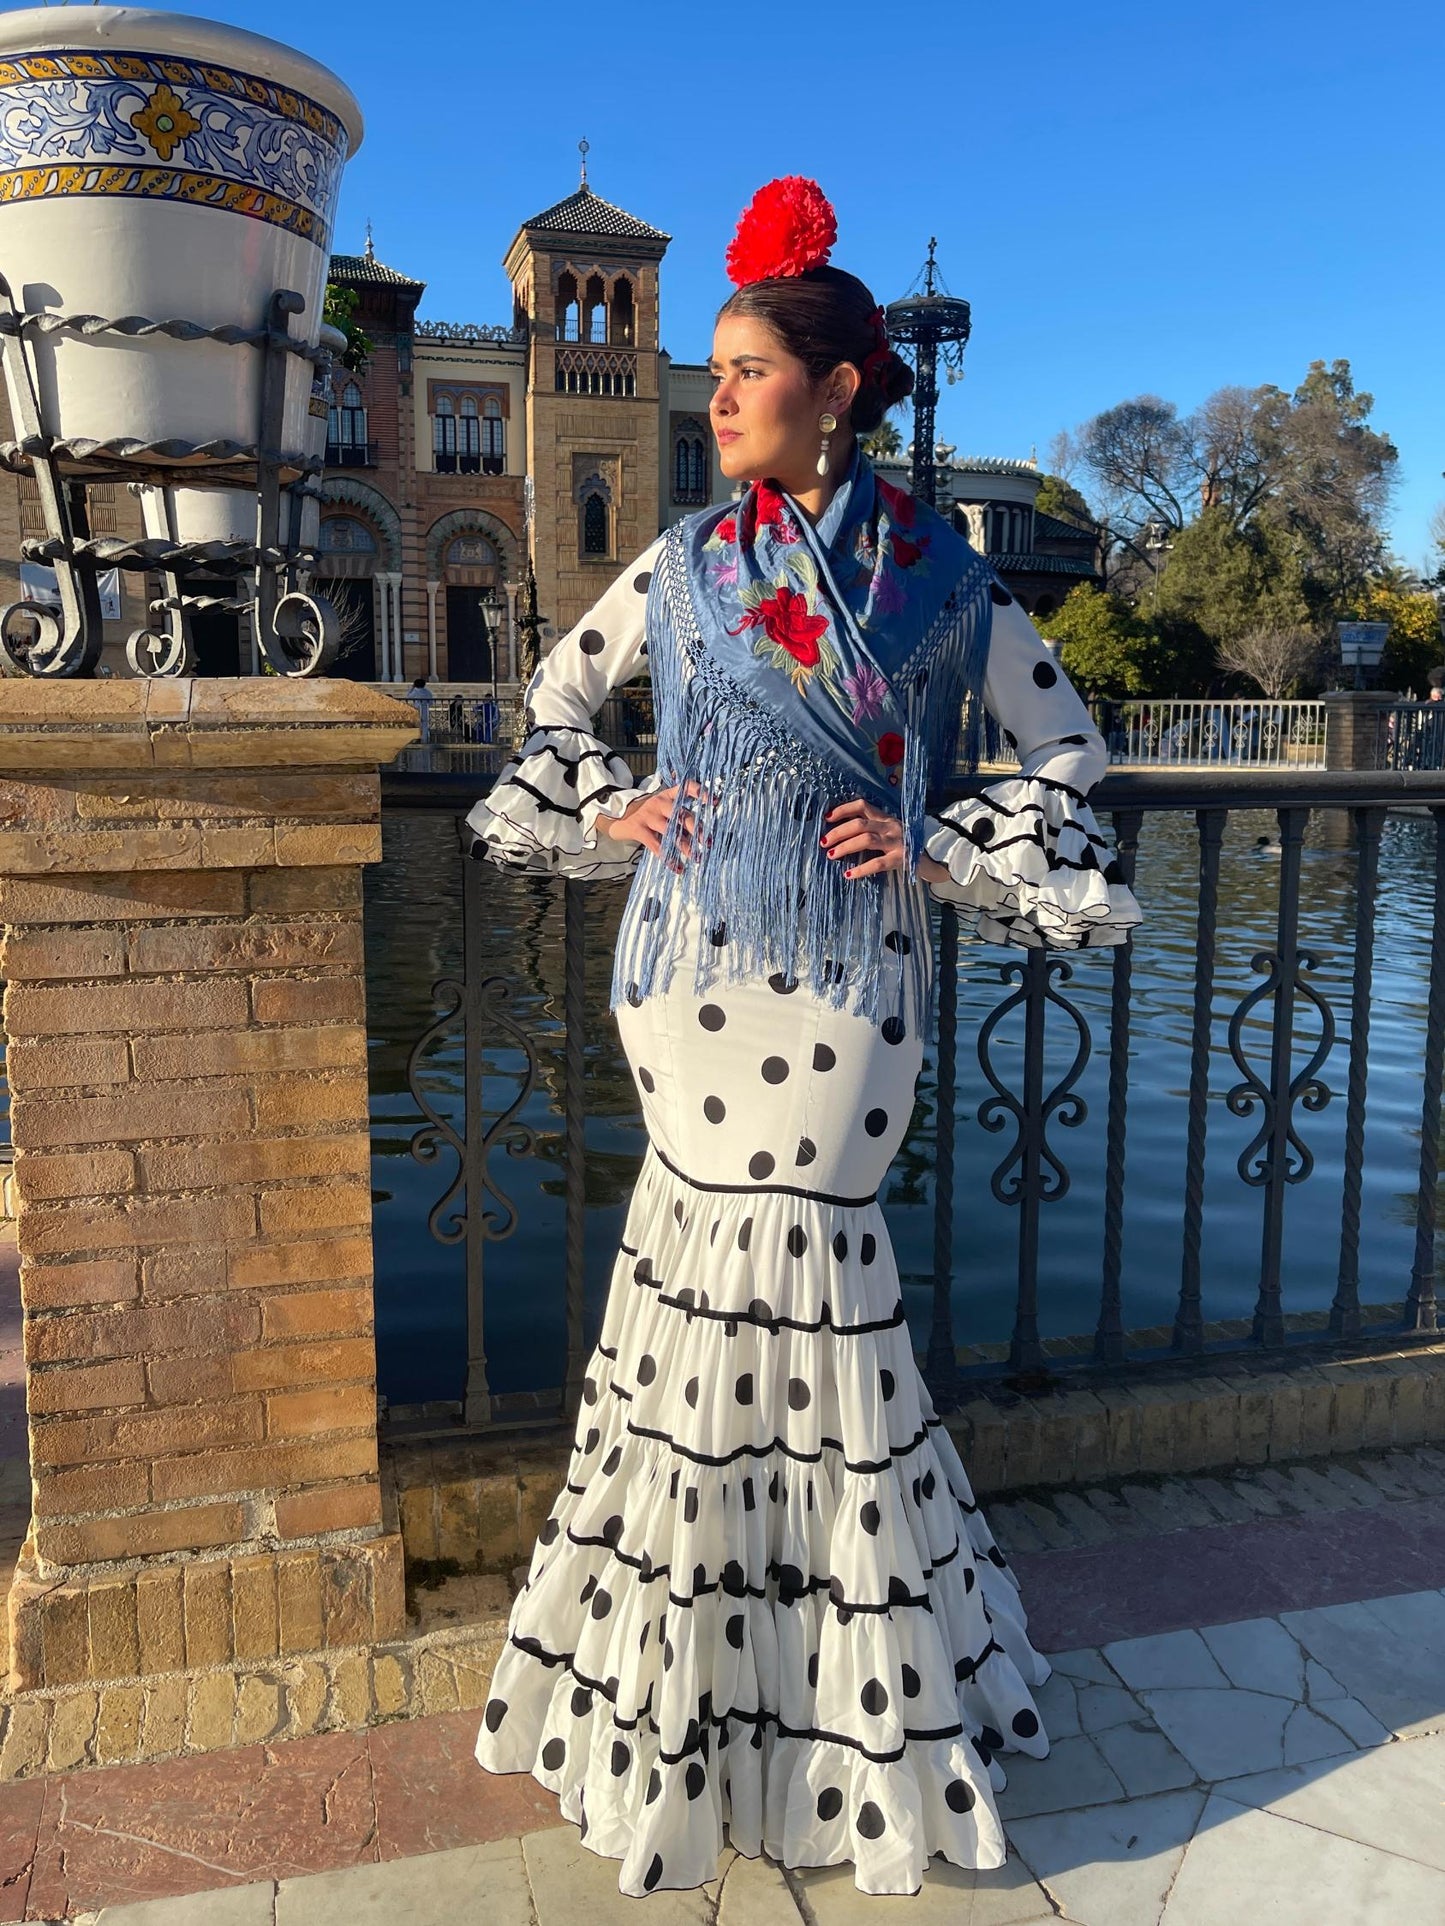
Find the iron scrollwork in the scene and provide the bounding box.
[1224,948,1336,1187]
[976,951,1092,1205]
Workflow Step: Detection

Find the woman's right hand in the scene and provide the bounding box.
[599,781,706,865]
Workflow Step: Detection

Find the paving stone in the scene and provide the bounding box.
[1316,1461,1388,1508]
[1197,1617,1305,1698]
[1223,1472,1291,1518]
[1079,1485,1141,1537]
[1279,1592,1445,1739]
[1101,1629,1230,1694]
[96,1886,276,1925]
[1091,1721,1198,1798]
[986,1503,1052,1556]
[1162,1790,1445,1923]
[523,1825,719,1922]
[1309,1695,1393,1748]
[1179,1476,1256,1525]
[1114,1483,1182,1534]
[1007,1786,1206,1926]
[716,1851,803,1923]
[1012,1499,1080,1551]
[1153,1480,1223,1530]
[1045,1647,1119,1687]
[1252,1467,1316,1512]
[1074,1684,1142,1734]
[276,1837,529,1925]
[1277,1463,1364,1512]
[1047,1491,1118,1546]
[790,1844,1055,1923]
[992,1734,1127,1821]
[1137,1688,1354,1782]
[1351,1454,1423,1501]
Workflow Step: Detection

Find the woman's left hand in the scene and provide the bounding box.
[821,798,949,884]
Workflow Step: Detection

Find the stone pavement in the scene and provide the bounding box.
[0,1440,1440,1924]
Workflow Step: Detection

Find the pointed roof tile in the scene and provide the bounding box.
[518,183,669,243]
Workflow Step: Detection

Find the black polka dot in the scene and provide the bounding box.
[643,1853,664,1891]
[726,1612,745,1649]
[637,1065,655,1094]
[777,1562,805,1600]
[708,921,728,946]
[861,1678,889,1716]
[484,1698,507,1731]
[880,1368,896,1400]
[646,1767,662,1804]
[969,815,996,845]
[738,1216,752,1251]
[883,930,912,956]
[570,1686,592,1717]
[865,1108,889,1137]
[538,1516,560,1545]
[748,1151,775,1180]
[583,1376,598,1406]
[674,1198,686,1226]
[685,1761,706,1799]
[542,1736,566,1769]
[832,1231,848,1261]
[881,1016,906,1045]
[680,1486,699,1525]
[704,1094,726,1123]
[982,1722,1005,1750]
[640,896,661,922]
[989,582,1013,605]
[808,1650,819,1688]
[692,1561,706,1592]
[761,1055,789,1084]
[902,1664,921,1698]
[634,1256,653,1283]
[603,1443,623,1476]
[634,571,653,594]
[817,1786,843,1821]
[861,1234,877,1265]
[626,983,643,1007]
[857,1800,886,1838]
[787,1225,808,1258]
[579,628,606,654]
[637,1354,657,1386]
[747,1297,772,1325]
[888,1576,912,1607]
[685,1376,699,1407]
[609,1739,630,1777]
[699,1004,726,1031]
[1013,1708,1040,1737]
[742,1476,756,1510]
[813,1043,836,1071]
[922,1469,936,1500]
[591,1588,612,1620]
[601,1513,623,1545]
[664,1638,675,1670]
[945,1776,976,1812]
[860,1500,881,1535]
[583,1427,600,1453]
[768,972,798,994]
[788,1377,810,1410]
[769,1470,783,1504]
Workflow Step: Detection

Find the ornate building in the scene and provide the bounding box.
[0,167,1099,681]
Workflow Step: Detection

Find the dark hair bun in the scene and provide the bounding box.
[853,350,914,435]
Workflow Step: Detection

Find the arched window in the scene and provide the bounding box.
[556,271,580,342]
[583,273,608,344]
[319,515,377,555]
[458,396,481,473]
[433,394,456,472]
[482,395,505,474]
[582,491,609,556]
[611,276,635,346]
[673,433,708,504]
[327,381,369,464]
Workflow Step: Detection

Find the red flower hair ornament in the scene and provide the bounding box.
[725,176,837,286]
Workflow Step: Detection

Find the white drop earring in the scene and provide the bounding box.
[817,412,837,477]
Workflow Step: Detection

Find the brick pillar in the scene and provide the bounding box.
[1322,689,1401,771]
[0,680,417,1701]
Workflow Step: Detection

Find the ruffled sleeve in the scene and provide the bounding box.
[923,580,1144,949]
[465,534,666,881]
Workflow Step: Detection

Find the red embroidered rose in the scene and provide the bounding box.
[715,515,737,543]
[890,533,924,568]
[760,584,827,664]
[876,477,917,528]
[876,731,906,766]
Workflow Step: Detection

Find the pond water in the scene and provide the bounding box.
[365,805,1441,1406]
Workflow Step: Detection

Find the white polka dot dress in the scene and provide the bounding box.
[466,536,1143,1896]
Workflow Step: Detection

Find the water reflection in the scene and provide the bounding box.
[365,806,1438,1406]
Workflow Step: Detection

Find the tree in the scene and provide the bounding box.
[1034,471,1095,530]
[323,283,374,375]
[1350,580,1445,697]
[860,420,902,460]
[1153,507,1311,648]
[1043,584,1160,698]
[1215,625,1324,699]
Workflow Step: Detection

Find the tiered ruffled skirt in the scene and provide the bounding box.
[475,903,1052,1895]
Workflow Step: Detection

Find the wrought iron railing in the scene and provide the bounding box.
[1091,699,1327,769]
[1380,702,1445,772]
[378,766,1445,1435]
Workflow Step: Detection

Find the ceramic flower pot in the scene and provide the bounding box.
[0,7,362,468]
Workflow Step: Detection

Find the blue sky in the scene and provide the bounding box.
[173,0,1443,568]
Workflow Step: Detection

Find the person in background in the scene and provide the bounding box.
[408,673,433,743]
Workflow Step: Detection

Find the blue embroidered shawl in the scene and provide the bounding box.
[612,441,995,1024]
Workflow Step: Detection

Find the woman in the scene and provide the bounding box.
[470,177,1143,1898]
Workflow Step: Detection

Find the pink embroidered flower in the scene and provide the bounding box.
[843,662,889,723]
[870,569,907,616]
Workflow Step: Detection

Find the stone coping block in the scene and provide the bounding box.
[0,679,420,773]
[5,1534,406,1694]
[382,1339,1445,1576]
